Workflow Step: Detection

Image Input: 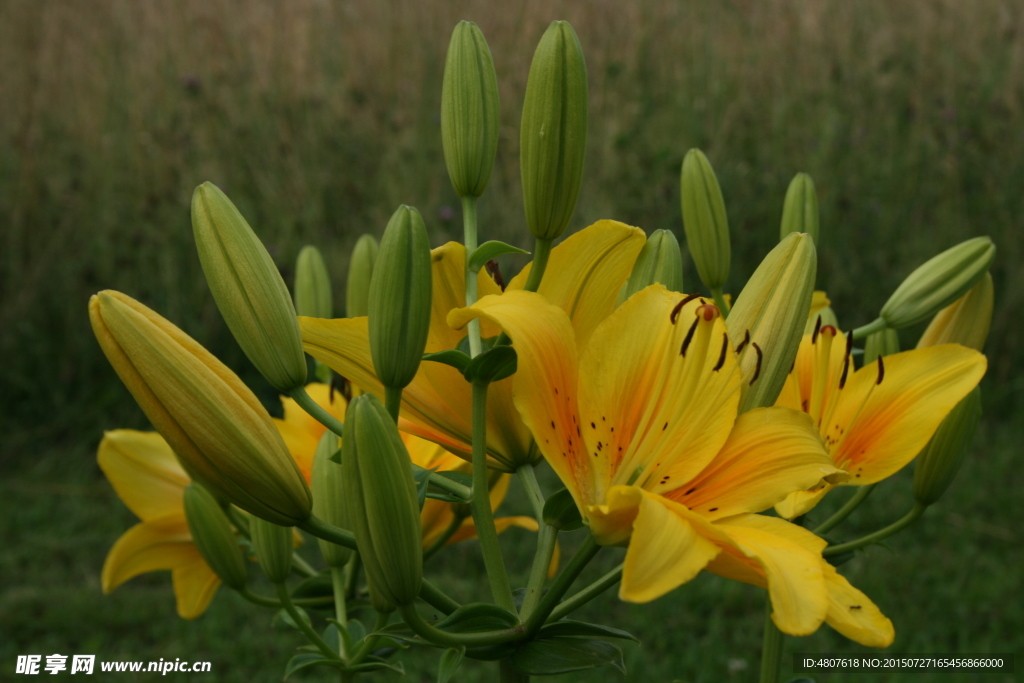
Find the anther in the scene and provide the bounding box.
[671,294,699,323]
[713,332,729,372]
[839,352,851,390]
[680,315,699,357]
[876,355,885,385]
[735,329,750,354]
[749,343,763,386]
[811,315,823,344]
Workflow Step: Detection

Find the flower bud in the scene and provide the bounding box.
[913,387,982,506]
[726,233,816,413]
[294,246,333,319]
[346,234,378,318]
[441,21,500,198]
[780,172,819,245]
[311,431,352,567]
[617,229,684,305]
[520,20,588,241]
[680,149,731,290]
[249,516,294,584]
[89,290,312,526]
[182,483,248,590]
[863,328,900,365]
[341,394,422,610]
[191,182,307,392]
[368,206,432,389]
[917,272,993,352]
[879,236,995,329]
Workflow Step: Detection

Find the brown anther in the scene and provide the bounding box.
[485,259,506,291]
[876,355,885,385]
[680,315,700,357]
[811,315,823,344]
[735,329,750,354]
[670,295,698,323]
[844,330,853,357]
[839,353,851,390]
[749,342,763,386]
[713,333,729,372]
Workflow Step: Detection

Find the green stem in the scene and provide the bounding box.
[823,504,926,557]
[384,385,402,423]
[463,196,483,358]
[522,238,553,293]
[291,551,318,578]
[759,602,784,683]
[499,659,530,683]
[350,611,390,663]
[523,535,601,637]
[710,287,731,317]
[276,583,341,661]
[343,553,360,600]
[548,563,623,622]
[423,512,469,562]
[400,604,526,648]
[414,464,472,501]
[289,385,345,437]
[518,464,546,519]
[851,317,888,341]
[813,485,876,535]
[331,567,349,659]
[237,588,334,609]
[517,465,555,619]
[470,382,516,612]
[418,578,461,615]
[300,515,357,551]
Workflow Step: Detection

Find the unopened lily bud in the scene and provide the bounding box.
[617,229,684,305]
[441,21,500,198]
[917,272,993,351]
[342,394,422,610]
[249,516,294,584]
[183,483,248,590]
[863,328,900,365]
[294,246,333,319]
[346,234,378,318]
[368,206,432,389]
[780,172,820,245]
[89,290,312,526]
[726,233,816,413]
[520,20,588,241]
[680,149,730,290]
[191,182,307,392]
[913,387,982,506]
[878,236,995,329]
[311,431,352,567]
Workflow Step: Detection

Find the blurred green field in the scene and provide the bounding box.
[1,0,1022,680]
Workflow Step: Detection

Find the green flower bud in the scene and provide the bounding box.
[249,516,294,584]
[311,431,352,567]
[879,236,995,329]
[191,182,307,393]
[780,172,819,245]
[341,394,422,611]
[346,234,378,318]
[368,206,432,389]
[441,21,500,198]
[182,483,248,590]
[917,272,994,351]
[863,328,900,365]
[520,20,588,241]
[89,290,312,526]
[617,229,684,305]
[913,387,982,506]
[294,246,333,319]
[726,233,816,413]
[680,149,731,290]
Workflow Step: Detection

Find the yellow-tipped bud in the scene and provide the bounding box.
[726,233,817,413]
[520,20,588,241]
[917,272,994,351]
[191,182,307,392]
[89,290,312,526]
[863,328,901,364]
[182,483,248,590]
[617,229,684,305]
[311,431,352,568]
[680,149,731,290]
[913,387,982,506]
[249,516,294,584]
[780,172,819,245]
[368,206,432,389]
[441,21,500,198]
[346,234,378,318]
[294,246,333,319]
[879,236,995,329]
[341,394,422,611]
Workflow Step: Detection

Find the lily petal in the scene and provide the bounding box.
[101,515,196,594]
[822,562,895,648]
[171,553,222,619]
[98,431,189,522]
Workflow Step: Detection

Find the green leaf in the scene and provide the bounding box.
[468,240,530,273]
[321,623,341,651]
[348,660,405,674]
[327,619,356,654]
[438,603,520,633]
[463,345,517,384]
[347,618,367,643]
[273,606,311,632]
[538,619,638,642]
[438,646,466,683]
[457,334,500,356]
[423,349,472,374]
[508,636,626,676]
[290,572,334,603]
[542,488,583,531]
[328,446,342,464]
[283,654,343,679]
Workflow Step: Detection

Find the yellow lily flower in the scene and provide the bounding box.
[450,285,893,645]
[774,323,987,518]
[98,430,221,620]
[299,220,645,471]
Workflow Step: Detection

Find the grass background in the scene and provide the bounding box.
[0,0,1021,680]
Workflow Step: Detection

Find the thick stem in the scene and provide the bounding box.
[823,504,926,557]
[418,579,461,615]
[522,238,553,293]
[237,588,334,609]
[289,385,344,437]
[710,287,731,317]
[517,465,555,619]
[300,515,357,550]
[291,551,318,578]
[400,604,526,648]
[463,196,483,358]
[813,484,876,535]
[349,611,391,663]
[470,382,516,612]
[414,464,472,501]
[276,583,341,661]
[759,603,784,683]
[851,317,888,341]
[384,385,402,423]
[343,552,360,600]
[548,563,623,622]
[499,659,530,683]
[331,567,349,659]
[523,535,601,637]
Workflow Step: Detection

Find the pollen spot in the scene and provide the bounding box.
[708,507,719,512]
[597,442,603,450]
[554,388,559,395]
[849,605,862,610]
[591,422,596,429]
[550,421,555,429]
[685,487,697,495]
[662,422,669,431]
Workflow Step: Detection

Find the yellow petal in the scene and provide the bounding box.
[507,220,645,350]
[420,498,457,548]
[273,419,318,483]
[822,562,895,647]
[706,514,828,635]
[810,290,831,319]
[101,515,196,594]
[171,552,222,619]
[667,407,844,521]
[774,486,832,520]
[402,432,465,472]
[97,431,189,522]
[427,242,503,351]
[445,515,538,545]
